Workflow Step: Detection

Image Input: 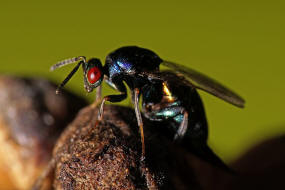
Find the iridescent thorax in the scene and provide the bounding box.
[104,46,162,85]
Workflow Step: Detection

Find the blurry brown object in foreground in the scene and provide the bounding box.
[0,75,87,190]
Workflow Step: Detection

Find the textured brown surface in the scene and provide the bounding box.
[52,105,167,190]
[0,75,87,190]
[34,104,217,190]
[35,104,285,190]
[53,105,144,189]
[33,104,285,190]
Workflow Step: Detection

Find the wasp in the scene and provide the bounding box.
[51,46,245,170]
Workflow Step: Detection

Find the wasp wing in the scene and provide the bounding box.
[161,61,245,108]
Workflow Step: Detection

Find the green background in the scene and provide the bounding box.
[0,1,284,162]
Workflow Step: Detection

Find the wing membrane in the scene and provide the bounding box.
[161,61,245,108]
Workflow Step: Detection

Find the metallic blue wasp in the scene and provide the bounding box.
[51,46,245,171]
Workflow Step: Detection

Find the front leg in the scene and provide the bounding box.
[90,85,103,109]
[95,84,102,101]
[97,81,127,121]
[97,92,127,120]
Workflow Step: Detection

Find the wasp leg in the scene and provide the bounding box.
[96,81,127,122]
[174,111,189,141]
[91,85,103,109]
[132,88,145,161]
[93,92,127,129]
[96,84,102,100]
[97,92,127,121]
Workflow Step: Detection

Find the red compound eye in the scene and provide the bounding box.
[87,67,102,84]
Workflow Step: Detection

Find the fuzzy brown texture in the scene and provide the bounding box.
[53,104,173,190]
[53,105,144,189]
[0,75,87,190]
[34,104,222,190]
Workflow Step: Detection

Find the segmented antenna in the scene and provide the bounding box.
[50,56,86,71]
[55,62,82,94]
[51,56,86,94]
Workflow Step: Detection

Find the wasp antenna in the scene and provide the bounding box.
[55,61,82,94]
[50,56,86,71]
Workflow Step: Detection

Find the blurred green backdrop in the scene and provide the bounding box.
[0,0,284,162]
